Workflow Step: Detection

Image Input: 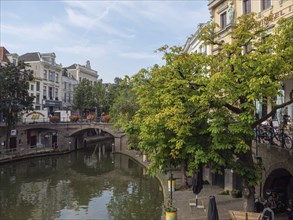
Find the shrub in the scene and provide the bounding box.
[87,114,95,121]
[69,115,80,122]
[50,115,60,122]
[102,114,110,122]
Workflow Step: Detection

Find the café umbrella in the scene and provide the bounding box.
[192,163,203,206]
[207,196,219,220]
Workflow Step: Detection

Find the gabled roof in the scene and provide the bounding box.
[19,52,40,62]
[0,47,10,63]
[66,64,77,69]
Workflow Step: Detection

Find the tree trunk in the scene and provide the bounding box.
[181,161,187,187]
[242,185,256,212]
[240,138,257,212]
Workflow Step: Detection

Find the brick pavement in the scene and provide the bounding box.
[122,149,288,220]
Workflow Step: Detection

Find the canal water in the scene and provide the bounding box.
[0,140,164,220]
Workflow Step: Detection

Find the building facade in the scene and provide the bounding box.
[66,60,98,85]
[61,68,78,110]
[19,52,62,114]
[182,22,211,55]
[208,0,293,119]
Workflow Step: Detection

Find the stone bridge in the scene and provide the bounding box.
[255,143,293,198]
[16,122,127,152]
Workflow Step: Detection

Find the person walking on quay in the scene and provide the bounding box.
[262,202,274,220]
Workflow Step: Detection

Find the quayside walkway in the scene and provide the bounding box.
[120,149,288,220]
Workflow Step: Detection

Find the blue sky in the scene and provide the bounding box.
[1,0,210,83]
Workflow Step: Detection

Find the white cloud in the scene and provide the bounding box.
[65,8,96,28]
[55,45,106,57]
[2,22,64,41]
[1,0,210,83]
[119,51,159,60]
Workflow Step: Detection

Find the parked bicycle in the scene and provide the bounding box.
[256,124,292,149]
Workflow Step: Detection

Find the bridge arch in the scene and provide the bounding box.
[68,126,115,137]
[16,123,126,152]
[262,162,293,202]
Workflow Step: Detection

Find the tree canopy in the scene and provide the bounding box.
[113,14,293,211]
[0,61,34,127]
[0,61,34,148]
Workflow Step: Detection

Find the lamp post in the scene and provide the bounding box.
[256,156,263,198]
[65,107,69,130]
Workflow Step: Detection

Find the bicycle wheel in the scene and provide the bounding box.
[283,134,292,149]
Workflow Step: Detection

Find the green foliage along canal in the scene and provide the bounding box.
[0,140,164,220]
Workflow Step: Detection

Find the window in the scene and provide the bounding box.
[43,86,47,99]
[243,0,251,14]
[220,12,227,29]
[43,70,47,80]
[55,88,58,100]
[49,87,53,100]
[261,0,271,11]
[30,84,34,91]
[49,70,55,81]
[36,81,40,91]
[36,94,40,104]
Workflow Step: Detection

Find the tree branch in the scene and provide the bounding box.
[252,98,293,127]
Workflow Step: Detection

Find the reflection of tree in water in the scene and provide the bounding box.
[0,181,34,220]
[0,143,163,220]
[67,170,106,205]
[70,141,114,176]
[107,170,163,220]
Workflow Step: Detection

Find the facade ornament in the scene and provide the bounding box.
[228,0,234,24]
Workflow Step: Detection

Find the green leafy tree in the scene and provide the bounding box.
[121,14,292,212]
[198,14,293,210]
[110,76,139,127]
[72,79,93,115]
[104,77,123,113]
[129,46,211,177]
[0,61,34,147]
[91,79,107,116]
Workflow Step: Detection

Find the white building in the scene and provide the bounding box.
[182,22,211,55]
[61,68,78,110]
[66,60,98,85]
[19,52,62,113]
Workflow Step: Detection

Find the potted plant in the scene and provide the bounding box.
[165,198,177,220]
[102,114,110,122]
[69,115,80,122]
[50,115,60,123]
[86,114,95,122]
[230,189,242,198]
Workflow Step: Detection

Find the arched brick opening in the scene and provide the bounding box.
[263,168,293,204]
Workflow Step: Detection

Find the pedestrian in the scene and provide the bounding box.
[287,199,293,220]
[264,195,277,213]
[262,202,274,220]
